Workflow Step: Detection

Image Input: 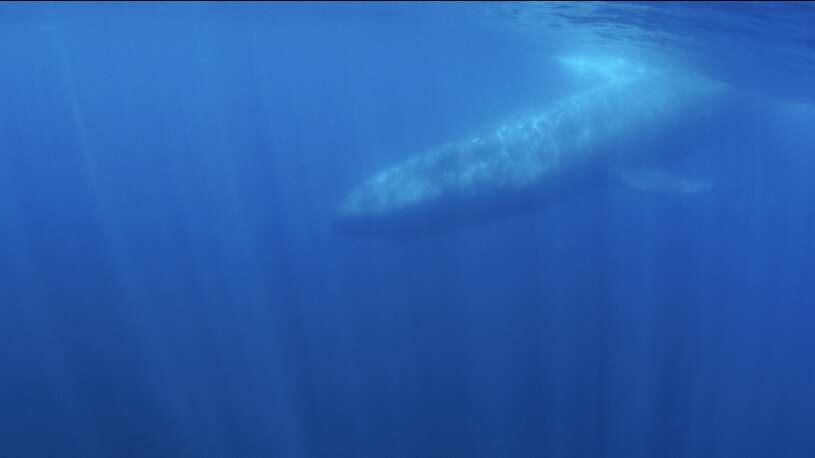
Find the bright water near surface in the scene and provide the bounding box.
[1,2,814,457]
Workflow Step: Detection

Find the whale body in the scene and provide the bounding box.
[335,70,731,238]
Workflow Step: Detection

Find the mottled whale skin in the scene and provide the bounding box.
[335,72,729,238]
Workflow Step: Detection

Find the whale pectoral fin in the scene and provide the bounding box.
[610,166,713,195]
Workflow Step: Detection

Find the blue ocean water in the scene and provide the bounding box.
[1,2,814,457]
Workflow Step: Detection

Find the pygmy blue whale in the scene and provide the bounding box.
[334,60,731,238]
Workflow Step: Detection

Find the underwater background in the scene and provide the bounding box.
[1,2,814,457]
